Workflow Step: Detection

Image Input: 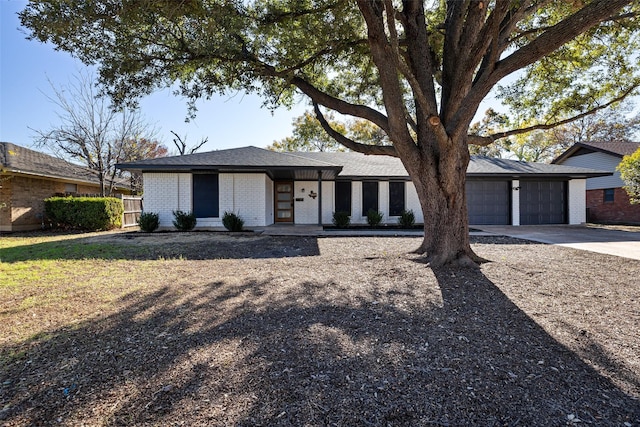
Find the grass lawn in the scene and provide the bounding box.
[1,231,639,426]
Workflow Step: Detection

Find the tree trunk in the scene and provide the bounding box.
[402,138,484,268]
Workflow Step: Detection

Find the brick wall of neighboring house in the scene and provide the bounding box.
[0,175,12,232]
[586,187,640,224]
[3,175,121,231]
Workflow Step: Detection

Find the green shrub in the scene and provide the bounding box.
[366,209,383,227]
[222,211,244,232]
[44,196,123,231]
[172,210,197,231]
[332,211,351,228]
[138,212,160,232]
[398,209,415,228]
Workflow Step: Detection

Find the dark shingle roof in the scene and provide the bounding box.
[298,151,609,179]
[117,146,343,180]
[117,145,610,179]
[552,141,640,163]
[1,142,100,184]
[1,142,131,190]
[118,146,340,169]
[294,152,409,178]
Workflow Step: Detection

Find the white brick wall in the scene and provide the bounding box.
[143,173,192,227]
[406,182,423,223]
[568,179,587,224]
[321,181,334,224]
[511,180,520,226]
[213,173,268,227]
[144,172,271,228]
[350,181,365,224]
[379,181,390,221]
[265,176,274,225]
[294,181,319,224]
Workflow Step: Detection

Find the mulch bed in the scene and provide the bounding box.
[1,234,639,426]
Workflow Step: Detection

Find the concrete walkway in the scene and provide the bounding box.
[476,225,640,261]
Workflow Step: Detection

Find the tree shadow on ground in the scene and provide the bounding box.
[1,264,638,426]
[0,233,321,262]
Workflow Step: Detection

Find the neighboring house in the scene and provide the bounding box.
[0,142,131,231]
[118,146,609,229]
[553,141,640,224]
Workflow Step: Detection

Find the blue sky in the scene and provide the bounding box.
[0,1,308,154]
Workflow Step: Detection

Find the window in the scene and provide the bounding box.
[603,188,615,203]
[335,181,352,215]
[362,181,379,216]
[192,174,219,218]
[389,181,405,216]
[64,183,77,193]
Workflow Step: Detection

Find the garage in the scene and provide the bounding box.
[466,180,510,225]
[519,181,567,225]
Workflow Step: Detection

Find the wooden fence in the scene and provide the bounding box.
[120,195,143,228]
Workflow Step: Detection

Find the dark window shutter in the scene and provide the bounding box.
[192,174,219,218]
[389,182,405,216]
[362,181,379,216]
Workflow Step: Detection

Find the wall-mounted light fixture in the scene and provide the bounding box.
[301,188,305,193]
[512,186,521,191]
[308,190,318,199]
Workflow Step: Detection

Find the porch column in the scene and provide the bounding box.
[317,170,323,226]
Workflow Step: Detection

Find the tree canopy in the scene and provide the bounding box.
[267,110,390,152]
[268,111,347,152]
[20,0,640,266]
[618,147,640,204]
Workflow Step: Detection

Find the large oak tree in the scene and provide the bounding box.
[20,0,640,266]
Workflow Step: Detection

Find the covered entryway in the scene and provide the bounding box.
[275,181,294,223]
[466,180,510,225]
[519,181,567,225]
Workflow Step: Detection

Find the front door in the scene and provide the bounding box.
[275,182,294,223]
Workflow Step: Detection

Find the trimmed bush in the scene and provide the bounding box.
[398,209,415,228]
[172,210,197,231]
[332,211,351,228]
[44,196,123,231]
[366,209,383,227]
[138,212,160,232]
[222,211,244,232]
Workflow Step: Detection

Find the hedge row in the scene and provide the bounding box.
[44,196,124,231]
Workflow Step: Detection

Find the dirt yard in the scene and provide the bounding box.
[1,232,639,426]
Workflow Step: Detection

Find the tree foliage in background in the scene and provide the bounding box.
[32,71,165,195]
[617,147,640,204]
[268,111,346,152]
[268,110,390,152]
[21,0,640,266]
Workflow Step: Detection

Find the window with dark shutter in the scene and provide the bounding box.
[335,181,352,215]
[389,181,405,216]
[192,174,219,218]
[362,181,379,216]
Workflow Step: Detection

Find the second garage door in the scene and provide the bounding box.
[466,180,510,225]
[519,181,567,225]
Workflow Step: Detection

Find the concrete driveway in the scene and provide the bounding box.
[476,225,640,260]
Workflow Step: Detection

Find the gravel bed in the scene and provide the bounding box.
[1,234,639,426]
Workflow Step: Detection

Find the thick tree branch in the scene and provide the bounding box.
[313,102,397,156]
[468,84,640,146]
[455,0,633,134]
